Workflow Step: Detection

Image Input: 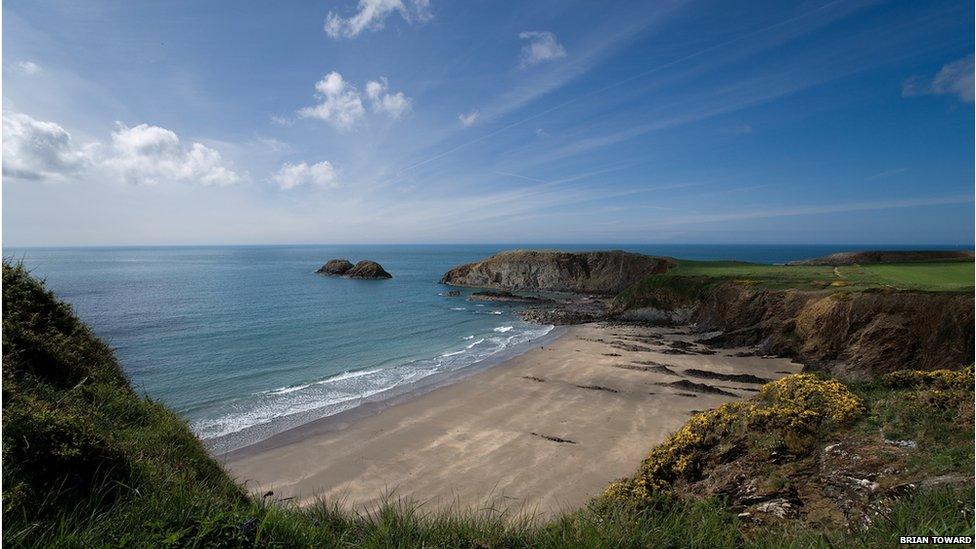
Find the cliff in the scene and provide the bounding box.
[440,249,675,294]
[611,278,974,380]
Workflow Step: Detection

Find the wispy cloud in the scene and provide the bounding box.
[518,31,567,69]
[638,194,975,228]
[325,0,432,39]
[865,167,908,180]
[394,1,874,177]
[16,60,41,74]
[458,110,479,127]
[902,56,974,103]
[719,124,753,135]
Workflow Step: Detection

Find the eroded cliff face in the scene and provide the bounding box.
[440,250,675,294]
[613,281,974,379]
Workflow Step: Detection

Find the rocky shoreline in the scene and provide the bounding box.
[441,249,975,380]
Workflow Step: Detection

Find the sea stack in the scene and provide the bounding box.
[344,260,392,279]
[317,258,392,279]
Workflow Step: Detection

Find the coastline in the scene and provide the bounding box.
[213,324,566,457]
[222,322,803,518]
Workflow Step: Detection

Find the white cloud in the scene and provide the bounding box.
[272,161,339,190]
[2,113,240,186]
[2,111,87,180]
[270,114,294,126]
[297,72,366,129]
[325,0,432,39]
[299,72,410,128]
[902,56,974,102]
[458,110,479,127]
[16,61,41,75]
[365,77,411,118]
[518,31,566,68]
[102,123,240,186]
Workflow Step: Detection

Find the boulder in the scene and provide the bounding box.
[344,260,392,279]
[316,258,354,275]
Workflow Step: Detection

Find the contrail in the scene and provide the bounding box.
[396,0,845,175]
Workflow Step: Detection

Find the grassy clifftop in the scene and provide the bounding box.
[615,260,974,299]
[2,262,251,545]
[610,260,974,379]
[3,262,973,547]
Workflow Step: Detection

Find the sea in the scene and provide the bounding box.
[4,243,963,452]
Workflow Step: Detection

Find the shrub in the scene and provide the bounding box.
[604,374,864,503]
[881,368,974,391]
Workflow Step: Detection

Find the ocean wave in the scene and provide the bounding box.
[193,322,555,443]
[450,307,466,311]
[489,310,503,315]
[462,335,475,340]
[263,368,383,396]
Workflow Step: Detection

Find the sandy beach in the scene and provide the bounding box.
[223,323,802,518]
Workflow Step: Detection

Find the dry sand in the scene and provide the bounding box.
[222,323,801,518]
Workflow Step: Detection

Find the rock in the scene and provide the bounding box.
[655,379,738,396]
[467,290,551,303]
[441,249,675,294]
[316,258,354,275]
[884,439,918,449]
[446,290,462,297]
[755,499,795,518]
[682,368,769,384]
[344,260,392,279]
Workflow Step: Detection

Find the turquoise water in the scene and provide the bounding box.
[5,243,963,450]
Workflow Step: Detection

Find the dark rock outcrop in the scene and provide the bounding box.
[344,260,392,279]
[441,249,674,294]
[317,259,392,279]
[468,290,551,303]
[316,258,354,275]
[788,250,974,266]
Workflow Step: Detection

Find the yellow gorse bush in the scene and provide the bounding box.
[881,368,973,391]
[755,373,863,425]
[604,373,863,503]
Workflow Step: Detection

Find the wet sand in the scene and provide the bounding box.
[222,323,801,518]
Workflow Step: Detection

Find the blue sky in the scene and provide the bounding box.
[3,0,973,246]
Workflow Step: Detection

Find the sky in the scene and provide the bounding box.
[2,0,974,246]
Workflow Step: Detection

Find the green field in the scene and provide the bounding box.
[663,260,974,292]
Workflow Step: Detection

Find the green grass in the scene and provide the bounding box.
[662,260,974,292]
[3,261,973,547]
